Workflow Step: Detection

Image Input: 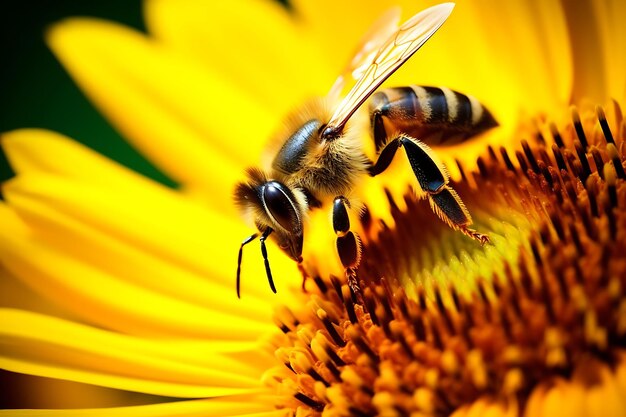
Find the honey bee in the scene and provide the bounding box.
[234,3,496,297]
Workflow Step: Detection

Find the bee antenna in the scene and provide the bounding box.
[260,228,277,293]
[237,232,259,298]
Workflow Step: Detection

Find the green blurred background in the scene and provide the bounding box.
[0,0,175,188]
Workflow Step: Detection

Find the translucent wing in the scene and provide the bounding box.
[327,7,401,101]
[323,3,454,139]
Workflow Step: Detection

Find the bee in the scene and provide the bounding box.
[234,3,497,298]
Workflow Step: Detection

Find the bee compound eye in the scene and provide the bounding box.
[262,182,300,232]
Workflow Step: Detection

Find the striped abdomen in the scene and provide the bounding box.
[369,86,497,149]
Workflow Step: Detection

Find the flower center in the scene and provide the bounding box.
[263,102,626,416]
[359,190,533,301]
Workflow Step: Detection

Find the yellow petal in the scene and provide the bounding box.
[616,353,626,398]
[290,0,412,77]
[145,0,334,115]
[4,194,275,320]
[2,164,301,303]
[583,361,626,416]
[524,383,548,417]
[457,396,489,417]
[0,371,169,409]
[1,130,290,319]
[3,128,248,229]
[1,129,118,180]
[293,0,572,121]
[4,129,248,207]
[564,0,626,103]
[0,399,285,417]
[45,18,273,189]
[0,356,263,399]
[0,198,290,338]
[0,265,79,322]
[412,0,570,129]
[539,379,585,417]
[0,309,270,397]
[1,308,268,376]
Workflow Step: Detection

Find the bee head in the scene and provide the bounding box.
[234,169,304,261]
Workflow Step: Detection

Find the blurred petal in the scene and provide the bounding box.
[0,399,284,417]
[145,0,334,115]
[0,309,269,397]
[539,379,586,417]
[2,129,238,212]
[0,199,298,337]
[451,397,519,417]
[564,0,626,103]
[0,370,168,409]
[584,362,626,416]
[525,357,626,417]
[1,308,268,375]
[293,0,572,124]
[446,0,572,114]
[46,19,273,189]
[0,265,78,322]
[290,0,414,76]
[1,134,301,304]
[1,130,295,323]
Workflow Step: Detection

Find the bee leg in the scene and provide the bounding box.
[369,134,488,244]
[333,196,362,297]
[259,228,278,294]
[429,186,489,244]
[236,232,259,299]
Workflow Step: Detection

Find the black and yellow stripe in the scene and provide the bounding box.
[369,86,497,148]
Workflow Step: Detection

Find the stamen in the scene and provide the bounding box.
[591,147,605,179]
[341,285,358,324]
[499,146,516,172]
[456,158,469,182]
[607,143,626,179]
[294,392,325,411]
[552,144,568,172]
[516,150,530,175]
[317,309,346,348]
[575,140,592,182]
[605,163,618,208]
[312,275,328,294]
[522,140,540,173]
[550,122,565,148]
[572,106,589,149]
[597,106,616,145]
[347,327,379,363]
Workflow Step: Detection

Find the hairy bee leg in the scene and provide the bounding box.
[260,228,277,294]
[369,134,488,244]
[333,196,362,296]
[429,186,489,245]
[237,232,259,299]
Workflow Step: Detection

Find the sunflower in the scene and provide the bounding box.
[1,0,625,416]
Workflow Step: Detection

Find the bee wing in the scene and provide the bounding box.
[324,3,454,138]
[327,7,401,100]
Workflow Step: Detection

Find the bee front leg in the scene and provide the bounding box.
[332,196,362,297]
[369,134,489,244]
